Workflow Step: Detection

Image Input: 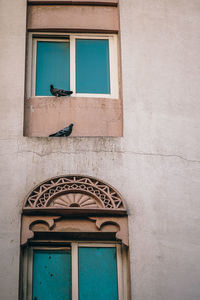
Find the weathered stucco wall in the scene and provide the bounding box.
[119,1,200,299]
[27,4,119,31]
[0,0,200,299]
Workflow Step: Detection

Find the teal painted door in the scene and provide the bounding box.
[36,41,70,96]
[78,247,118,300]
[32,250,72,300]
[76,39,110,94]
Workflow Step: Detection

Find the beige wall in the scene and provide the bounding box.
[119,1,200,299]
[0,0,200,300]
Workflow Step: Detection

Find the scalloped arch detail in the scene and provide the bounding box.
[23,175,126,212]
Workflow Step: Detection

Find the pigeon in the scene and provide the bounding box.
[50,84,73,97]
[49,123,74,137]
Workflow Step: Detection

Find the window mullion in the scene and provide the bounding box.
[122,245,129,300]
[27,248,33,300]
[22,247,28,300]
[70,36,76,96]
[32,39,37,97]
[27,34,33,98]
[71,242,79,300]
[109,36,118,99]
[116,244,123,300]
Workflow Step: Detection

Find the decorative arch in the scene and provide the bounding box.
[23,175,126,215]
[21,175,128,246]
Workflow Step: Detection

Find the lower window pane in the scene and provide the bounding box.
[32,250,72,300]
[78,247,118,300]
[76,39,110,94]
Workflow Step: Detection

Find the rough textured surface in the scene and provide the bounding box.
[0,0,200,299]
[21,215,128,245]
[24,97,123,136]
[28,5,119,31]
[119,1,200,299]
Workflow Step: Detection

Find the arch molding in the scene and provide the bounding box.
[23,175,127,216]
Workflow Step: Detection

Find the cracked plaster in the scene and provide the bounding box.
[1,0,200,300]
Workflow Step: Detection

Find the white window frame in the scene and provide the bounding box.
[26,32,119,99]
[22,241,128,300]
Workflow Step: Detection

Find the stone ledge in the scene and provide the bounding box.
[24,97,123,137]
[28,0,118,6]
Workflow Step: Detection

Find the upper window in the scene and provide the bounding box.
[27,33,119,99]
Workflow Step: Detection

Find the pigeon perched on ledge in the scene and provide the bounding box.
[49,123,74,137]
[50,84,73,97]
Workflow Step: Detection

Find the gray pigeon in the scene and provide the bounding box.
[50,84,73,97]
[49,123,74,137]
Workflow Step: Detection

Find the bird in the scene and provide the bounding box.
[49,123,74,137]
[50,84,73,97]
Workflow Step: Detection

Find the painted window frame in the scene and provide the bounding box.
[26,32,119,99]
[22,242,128,300]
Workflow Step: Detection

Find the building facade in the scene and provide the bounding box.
[0,0,200,299]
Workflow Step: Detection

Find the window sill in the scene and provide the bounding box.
[24,96,123,137]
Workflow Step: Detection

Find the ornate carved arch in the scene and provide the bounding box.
[21,175,128,246]
[23,175,127,215]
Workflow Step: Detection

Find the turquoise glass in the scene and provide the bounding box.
[76,39,110,94]
[36,41,70,96]
[32,250,72,300]
[78,247,118,300]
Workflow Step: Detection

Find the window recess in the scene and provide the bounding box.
[27,33,119,99]
[23,242,123,300]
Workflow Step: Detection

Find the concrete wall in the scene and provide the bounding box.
[0,0,200,299]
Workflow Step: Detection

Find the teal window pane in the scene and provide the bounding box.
[36,41,70,96]
[76,39,110,94]
[32,250,72,300]
[78,247,118,300]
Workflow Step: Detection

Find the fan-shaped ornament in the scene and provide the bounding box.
[23,175,127,215]
[50,193,101,209]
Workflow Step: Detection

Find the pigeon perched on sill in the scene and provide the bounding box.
[49,123,74,137]
[50,84,73,97]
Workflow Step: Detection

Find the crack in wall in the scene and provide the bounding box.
[1,138,200,163]
[4,149,200,164]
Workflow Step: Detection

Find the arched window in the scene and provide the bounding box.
[20,175,130,300]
